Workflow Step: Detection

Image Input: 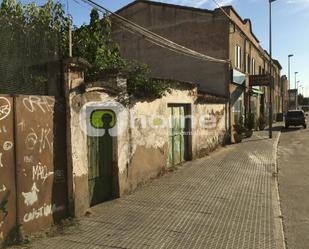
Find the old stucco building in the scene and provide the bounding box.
[112,0,287,136]
[64,58,229,216]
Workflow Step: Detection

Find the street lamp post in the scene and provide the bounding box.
[295,72,299,89]
[269,0,277,139]
[298,84,302,109]
[297,81,300,90]
[288,54,294,90]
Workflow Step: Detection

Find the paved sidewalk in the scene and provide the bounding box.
[21,130,281,249]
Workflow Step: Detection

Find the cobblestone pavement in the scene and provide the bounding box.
[23,130,281,249]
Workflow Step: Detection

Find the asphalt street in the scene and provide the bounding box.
[278,123,309,249]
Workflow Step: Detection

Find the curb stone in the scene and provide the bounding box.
[272,129,286,249]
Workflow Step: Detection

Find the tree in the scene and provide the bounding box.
[72,9,171,98]
[0,0,70,93]
[72,9,124,81]
[0,2,170,98]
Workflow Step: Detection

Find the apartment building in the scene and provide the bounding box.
[112,0,286,138]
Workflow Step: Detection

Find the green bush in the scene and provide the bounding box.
[125,61,171,98]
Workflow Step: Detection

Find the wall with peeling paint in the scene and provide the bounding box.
[119,89,228,194]
[64,61,228,216]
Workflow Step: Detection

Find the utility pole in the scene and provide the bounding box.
[269,0,277,139]
[298,84,302,95]
[288,54,293,111]
[294,72,299,109]
[295,72,298,89]
[69,15,72,57]
[288,54,293,90]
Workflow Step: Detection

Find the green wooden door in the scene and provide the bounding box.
[87,131,113,206]
[168,105,188,166]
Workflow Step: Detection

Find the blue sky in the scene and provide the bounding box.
[21,0,309,96]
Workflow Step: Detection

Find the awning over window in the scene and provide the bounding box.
[232,69,246,85]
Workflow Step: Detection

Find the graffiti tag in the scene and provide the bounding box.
[23,203,65,223]
[3,141,13,151]
[23,96,54,113]
[25,127,52,153]
[22,182,39,207]
[18,120,26,132]
[0,97,11,121]
[24,155,33,164]
[0,184,6,193]
[32,162,54,184]
[54,169,65,183]
[0,126,7,133]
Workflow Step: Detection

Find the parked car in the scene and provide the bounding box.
[285,110,307,129]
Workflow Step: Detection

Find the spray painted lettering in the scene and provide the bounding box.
[24,155,33,164]
[0,97,11,121]
[18,119,25,131]
[22,96,54,113]
[32,162,54,184]
[25,127,52,153]
[23,203,65,223]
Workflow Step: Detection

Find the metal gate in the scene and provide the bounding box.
[168,104,191,166]
[0,95,67,243]
[87,133,113,206]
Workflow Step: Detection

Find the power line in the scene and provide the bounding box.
[72,0,92,11]
[78,0,229,64]
[211,0,233,22]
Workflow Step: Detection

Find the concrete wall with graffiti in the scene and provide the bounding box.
[0,94,67,245]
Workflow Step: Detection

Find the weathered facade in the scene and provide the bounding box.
[112,1,287,139]
[112,1,230,97]
[64,59,229,216]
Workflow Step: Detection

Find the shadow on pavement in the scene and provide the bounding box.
[282,127,304,133]
[265,125,284,132]
[241,137,269,143]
